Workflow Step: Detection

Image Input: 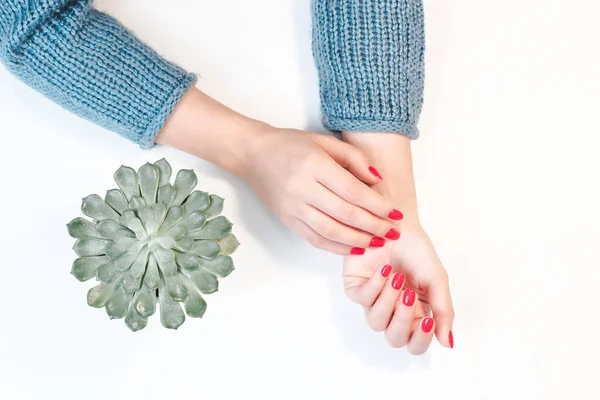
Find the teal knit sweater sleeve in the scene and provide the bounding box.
[0,0,196,148]
[312,0,425,139]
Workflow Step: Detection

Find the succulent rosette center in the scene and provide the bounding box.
[67,159,239,331]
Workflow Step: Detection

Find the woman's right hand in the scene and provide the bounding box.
[236,125,404,255]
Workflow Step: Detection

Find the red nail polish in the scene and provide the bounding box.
[448,331,454,349]
[381,264,392,277]
[388,209,404,220]
[391,272,405,290]
[370,237,384,247]
[385,228,400,240]
[421,318,434,333]
[350,247,365,255]
[402,288,416,306]
[368,166,383,180]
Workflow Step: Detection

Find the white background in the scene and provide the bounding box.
[1,0,599,399]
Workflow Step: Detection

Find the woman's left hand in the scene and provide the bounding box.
[343,225,455,354]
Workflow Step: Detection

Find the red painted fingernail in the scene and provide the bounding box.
[385,228,400,240]
[421,318,434,333]
[350,247,365,255]
[370,237,384,247]
[381,264,392,277]
[402,288,416,306]
[391,272,405,290]
[388,209,404,220]
[368,166,383,180]
[448,331,454,349]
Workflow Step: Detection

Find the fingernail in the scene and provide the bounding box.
[385,228,400,240]
[370,237,384,247]
[388,209,404,220]
[448,331,454,349]
[381,264,392,277]
[350,247,365,255]
[421,318,434,333]
[368,166,383,180]
[391,272,405,290]
[402,288,416,306]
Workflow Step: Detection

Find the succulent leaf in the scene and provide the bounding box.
[191,240,221,260]
[217,234,240,256]
[71,256,109,282]
[125,302,148,332]
[114,166,139,201]
[81,194,120,221]
[159,288,186,330]
[173,169,198,205]
[67,217,102,239]
[198,256,235,278]
[97,219,134,240]
[183,191,210,215]
[87,281,119,308]
[159,205,183,234]
[166,275,188,302]
[154,158,172,186]
[185,269,219,294]
[144,255,161,289]
[157,184,175,208]
[179,274,207,318]
[73,238,108,257]
[138,163,160,205]
[71,160,238,330]
[176,252,199,270]
[105,189,129,215]
[105,285,131,319]
[187,216,232,240]
[97,260,120,284]
[134,287,157,317]
[204,195,224,218]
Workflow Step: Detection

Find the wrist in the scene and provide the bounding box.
[342,131,421,226]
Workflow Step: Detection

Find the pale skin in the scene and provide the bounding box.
[158,87,455,353]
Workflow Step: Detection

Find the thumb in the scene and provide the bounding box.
[429,273,455,349]
[315,135,382,185]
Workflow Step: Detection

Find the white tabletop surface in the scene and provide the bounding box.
[1,0,599,399]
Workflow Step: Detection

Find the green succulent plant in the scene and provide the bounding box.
[67,159,239,331]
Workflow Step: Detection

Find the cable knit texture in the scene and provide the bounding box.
[0,0,196,148]
[312,0,425,138]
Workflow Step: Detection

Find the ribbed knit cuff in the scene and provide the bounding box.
[0,0,197,148]
[312,0,425,139]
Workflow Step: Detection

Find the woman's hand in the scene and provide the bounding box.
[340,131,455,353]
[157,88,403,254]
[343,226,454,354]
[237,125,405,255]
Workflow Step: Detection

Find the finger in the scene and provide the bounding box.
[428,272,455,349]
[309,184,401,243]
[406,317,435,355]
[314,134,382,185]
[290,218,353,255]
[317,162,403,222]
[365,272,405,331]
[346,264,393,307]
[384,288,418,348]
[302,205,373,250]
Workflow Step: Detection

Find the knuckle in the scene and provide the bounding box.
[305,231,325,249]
[337,205,356,221]
[385,331,407,349]
[367,316,387,332]
[318,223,337,240]
[407,346,427,356]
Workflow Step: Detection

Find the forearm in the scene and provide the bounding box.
[343,131,420,226]
[156,87,265,175]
